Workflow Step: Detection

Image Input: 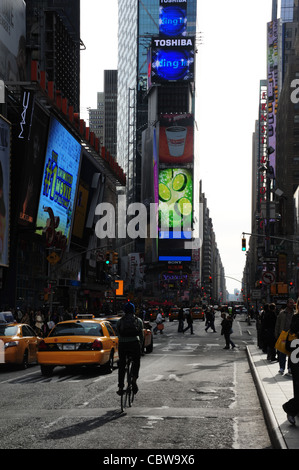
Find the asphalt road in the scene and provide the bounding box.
[0,313,272,453]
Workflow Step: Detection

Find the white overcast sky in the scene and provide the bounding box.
[80,0,275,295]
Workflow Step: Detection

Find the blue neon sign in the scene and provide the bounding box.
[151,37,195,83]
[159,5,187,37]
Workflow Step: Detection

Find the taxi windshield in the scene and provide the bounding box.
[0,325,18,336]
[49,322,103,337]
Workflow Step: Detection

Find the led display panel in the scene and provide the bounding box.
[159,113,194,164]
[151,36,195,83]
[159,168,192,239]
[159,0,187,37]
[35,117,81,244]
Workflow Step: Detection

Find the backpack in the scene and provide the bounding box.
[119,314,139,337]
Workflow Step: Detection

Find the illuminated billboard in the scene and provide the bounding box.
[151,36,195,83]
[0,116,10,267]
[159,113,194,164]
[159,0,187,37]
[267,20,278,178]
[159,168,192,238]
[36,117,81,244]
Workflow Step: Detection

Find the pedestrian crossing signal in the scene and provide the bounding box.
[242,238,246,251]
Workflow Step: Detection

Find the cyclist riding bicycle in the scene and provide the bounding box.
[116,301,144,396]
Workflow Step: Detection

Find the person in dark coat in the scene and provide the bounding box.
[221,313,235,349]
[178,307,185,332]
[261,303,277,361]
[283,302,299,425]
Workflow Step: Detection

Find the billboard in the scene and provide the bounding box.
[159,0,187,37]
[35,117,81,244]
[159,113,194,164]
[159,167,192,238]
[151,36,195,83]
[0,116,10,267]
[267,20,278,178]
[0,0,26,81]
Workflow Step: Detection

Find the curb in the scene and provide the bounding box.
[246,346,288,449]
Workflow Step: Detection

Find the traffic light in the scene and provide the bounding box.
[242,238,246,251]
[112,252,118,264]
[209,276,212,283]
[105,251,111,265]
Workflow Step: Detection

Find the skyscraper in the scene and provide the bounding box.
[117,0,197,207]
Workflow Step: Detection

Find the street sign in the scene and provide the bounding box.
[47,252,60,265]
[251,289,262,300]
[262,271,275,285]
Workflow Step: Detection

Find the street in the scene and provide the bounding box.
[0,313,272,451]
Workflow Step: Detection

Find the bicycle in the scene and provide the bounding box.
[120,354,135,412]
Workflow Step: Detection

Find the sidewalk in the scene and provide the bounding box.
[246,345,299,449]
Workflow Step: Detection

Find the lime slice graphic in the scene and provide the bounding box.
[172,173,187,191]
[159,183,171,202]
[175,197,192,217]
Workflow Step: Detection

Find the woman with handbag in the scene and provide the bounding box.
[275,299,295,375]
[153,311,164,335]
[283,302,299,425]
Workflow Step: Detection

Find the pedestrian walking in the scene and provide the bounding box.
[283,300,299,425]
[205,307,216,332]
[183,309,194,334]
[178,307,185,332]
[261,303,277,362]
[275,298,295,375]
[153,311,164,334]
[221,313,235,349]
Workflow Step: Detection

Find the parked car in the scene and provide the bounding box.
[102,315,153,354]
[190,307,205,321]
[0,323,42,368]
[0,312,16,324]
[37,319,118,376]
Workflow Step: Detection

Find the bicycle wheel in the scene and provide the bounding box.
[127,360,134,407]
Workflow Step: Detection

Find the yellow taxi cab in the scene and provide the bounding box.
[191,307,205,321]
[37,319,118,376]
[149,307,164,322]
[102,315,153,354]
[169,307,180,322]
[0,323,42,368]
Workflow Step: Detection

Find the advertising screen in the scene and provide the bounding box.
[159,168,192,239]
[0,116,10,267]
[35,117,81,243]
[151,36,195,83]
[159,0,187,37]
[159,113,194,164]
[267,20,278,178]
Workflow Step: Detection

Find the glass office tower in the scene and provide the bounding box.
[117,0,197,209]
[281,0,294,22]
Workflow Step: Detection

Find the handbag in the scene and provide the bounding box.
[157,323,164,331]
[275,330,297,356]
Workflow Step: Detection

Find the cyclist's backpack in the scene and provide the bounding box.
[119,314,139,337]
